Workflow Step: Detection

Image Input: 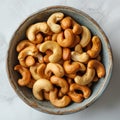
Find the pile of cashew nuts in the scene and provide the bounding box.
[14,12,106,108]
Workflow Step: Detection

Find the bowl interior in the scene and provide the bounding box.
[7,6,113,114]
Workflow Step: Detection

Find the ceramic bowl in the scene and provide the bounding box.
[7,6,113,114]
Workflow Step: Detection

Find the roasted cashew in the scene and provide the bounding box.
[47,12,64,33]
[71,51,89,63]
[87,36,101,58]
[39,41,62,63]
[60,16,82,34]
[33,79,53,100]
[25,56,35,67]
[62,48,71,60]
[70,35,80,48]
[18,45,38,67]
[14,65,31,86]
[57,29,74,47]
[63,60,80,74]
[26,22,52,41]
[80,26,91,48]
[30,63,41,80]
[88,60,105,78]
[45,63,64,77]
[60,16,72,30]
[50,76,69,95]
[72,20,82,35]
[68,83,91,102]
[49,88,71,108]
[30,33,43,44]
[16,40,34,52]
[37,63,49,79]
[74,67,95,85]
[75,44,83,54]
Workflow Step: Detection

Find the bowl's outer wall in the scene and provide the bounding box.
[7,6,113,114]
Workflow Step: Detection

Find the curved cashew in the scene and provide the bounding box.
[45,63,64,77]
[30,33,43,44]
[57,29,74,47]
[16,40,34,52]
[62,48,71,60]
[63,60,80,74]
[39,41,62,63]
[49,88,71,108]
[14,65,31,86]
[60,16,82,34]
[26,22,52,41]
[18,45,38,67]
[70,35,80,48]
[37,63,49,79]
[87,36,101,58]
[75,44,83,54]
[47,12,64,33]
[33,79,53,100]
[68,83,91,102]
[74,67,95,85]
[72,20,82,35]
[88,60,105,78]
[80,26,91,48]
[60,16,72,29]
[50,76,69,95]
[25,56,35,67]
[30,63,41,80]
[71,51,89,63]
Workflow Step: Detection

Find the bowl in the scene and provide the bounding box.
[7,6,113,114]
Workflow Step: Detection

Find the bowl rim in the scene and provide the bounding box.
[6,5,113,115]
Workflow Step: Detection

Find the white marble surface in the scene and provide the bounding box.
[0,0,120,119]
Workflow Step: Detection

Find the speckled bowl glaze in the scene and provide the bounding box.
[7,6,113,114]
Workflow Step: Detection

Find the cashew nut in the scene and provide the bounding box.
[52,33,58,41]
[39,41,62,63]
[50,76,69,95]
[37,63,49,79]
[45,63,64,77]
[29,63,41,80]
[62,48,71,60]
[60,16,82,34]
[70,35,80,48]
[33,79,53,100]
[68,83,91,102]
[75,44,83,54]
[57,29,74,47]
[88,60,105,78]
[14,65,31,86]
[49,88,71,108]
[26,22,52,41]
[25,56,35,67]
[74,67,95,85]
[80,26,91,48]
[87,36,101,58]
[71,51,89,63]
[18,45,38,67]
[63,60,80,74]
[16,40,34,52]
[47,12,64,33]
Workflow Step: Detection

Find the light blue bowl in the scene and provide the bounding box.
[7,6,113,114]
